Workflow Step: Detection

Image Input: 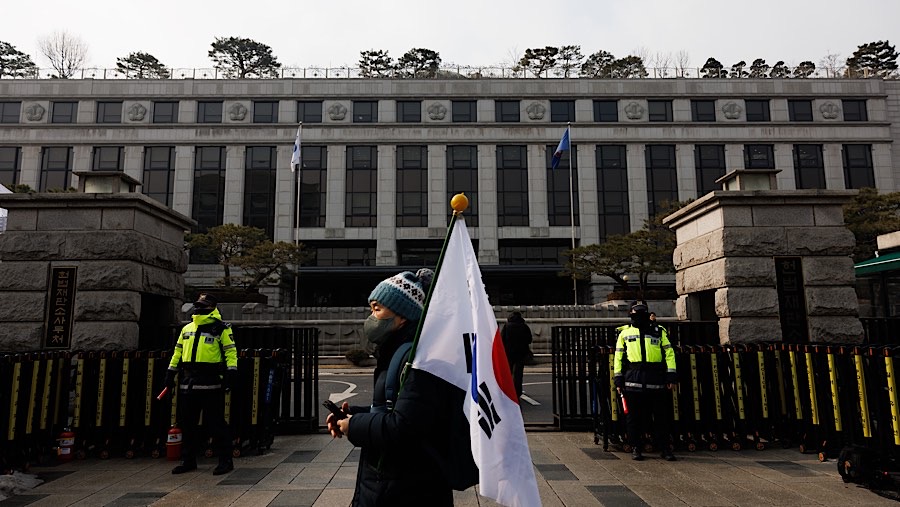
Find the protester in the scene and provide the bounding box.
[164,292,237,475]
[501,311,533,400]
[613,300,678,461]
[327,269,478,506]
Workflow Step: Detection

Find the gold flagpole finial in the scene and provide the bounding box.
[451,193,469,215]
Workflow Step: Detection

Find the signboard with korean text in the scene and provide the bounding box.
[43,266,77,349]
[774,257,808,343]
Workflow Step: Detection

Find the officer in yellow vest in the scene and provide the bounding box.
[614,300,677,461]
[165,292,238,475]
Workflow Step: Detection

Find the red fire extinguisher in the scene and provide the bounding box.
[166,425,183,461]
[57,428,75,463]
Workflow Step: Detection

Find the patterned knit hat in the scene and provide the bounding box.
[368,268,434,322]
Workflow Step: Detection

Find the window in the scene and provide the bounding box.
[788,100,813,121]
[495,100,520,122]
[497,145,528,226]
[152,101,178,123]
[297,101,323,123]
[305,241,375,267]
[498,239,570,265]
[694,145,726,195]
[143,146,175,206]
[645,145,678,216]
[192,146,226,233]
[745,100,771,122]
[0,102,21,123]
[39,147,72,191]
[648,100,673,122]
[452,100,476,122]
[596,145,630,240]
[253,101,278,123]
[744,144,775,169]
[398,240,443,267]
[691,100,716,122]
[51,102,77,123]
[550,100,575,122]
[843,100,868,121]
[353,101,378,123]
[842,144,875,189]
[397,101,421,123]
[92,146,124,171]
[447,145,478,226]
[593,100,618,122]
[96,101,122,123]
[545,145,579,226]
[197,101,223,123]
[792,144,825,189]
[396,146,427,227]
[345,146,377,226]
[298,146,327,227]
[244,146,277,237]
[0,147,20,187]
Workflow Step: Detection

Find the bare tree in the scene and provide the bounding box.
[650,51,673,77]
[819,52,844,78]
[675,50,691,77]
[38,31,88,78]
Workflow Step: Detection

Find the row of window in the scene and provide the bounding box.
[0,98,869,124]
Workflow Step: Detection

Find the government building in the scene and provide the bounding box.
[0,77,897,306]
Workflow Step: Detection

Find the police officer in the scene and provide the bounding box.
[165,293,238,475]
[613,300,677,461]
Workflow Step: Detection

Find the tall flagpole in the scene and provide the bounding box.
[293,123,302,307]
[567,122,577,306]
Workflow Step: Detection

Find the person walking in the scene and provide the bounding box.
[613,300,678,461]
[164,292,238,475]
[501,311,533,400]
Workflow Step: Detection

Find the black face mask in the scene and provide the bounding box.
[630,310,650,327]
[192,307,214,316]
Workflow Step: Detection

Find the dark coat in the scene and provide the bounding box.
[501,316,533,363]
[347,325,478,507]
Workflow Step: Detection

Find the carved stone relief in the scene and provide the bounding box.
[228,103,248,121]
[24,103,45,121]
[819,101,840,119]
[427,102,447,120]
[127,103,147,121]
[624,102,644,120]
[722,102,742,120]
[525,102,545,120]
[328,103,347,120]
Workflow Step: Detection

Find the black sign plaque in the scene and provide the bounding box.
[43,266,77,350]
[774,257,808,343]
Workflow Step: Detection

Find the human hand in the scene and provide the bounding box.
[667,383,675,391]
[337,414,351,437]
[164,370,177,390]
[616,387,622,395]
[326,402,350,438]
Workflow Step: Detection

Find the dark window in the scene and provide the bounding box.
[792,144,825,189]
[691,100,716,122]
[253,101,278,123]
[298,145,327,227]
[397,240,442,266]
[550,100,575,122]
[0,147,20,187]
[244,146,277,237]
[648,100,673,122]
[0,102,21,123]
[304,240,375,267]
[297,101,323,123]
[447,145,478,227]
[744,144,775,169]
[452,100,476,122]
[497,145,528,226]
[197,101,223,123]
[39,147,72,191]
[152,101,178,123]
[593,100,618,122]
[498,239,570,265]
[545,145,579,226]
[397,101,421,122]
[143,146,175,206]
[96,101,122,123]
[396,146,427,227]
[353,101,378,123]
[788,100,813,121]
[495,100,520,122]
[346,146,377,226]
[745,100,771,121]
[596,145,630,240]
[843,100,868,121]
[842,144,875,189]
[51,102,77,123]
[192,146,226,232]
[91,146,124,171]
[695,145,726,195]
[645,145,678,216]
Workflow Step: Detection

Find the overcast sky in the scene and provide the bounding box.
[4,0,899,71]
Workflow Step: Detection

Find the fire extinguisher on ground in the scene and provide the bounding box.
[57,428,75,463]
[166,425,182,461]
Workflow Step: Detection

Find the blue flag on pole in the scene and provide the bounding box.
[551,127,570,169]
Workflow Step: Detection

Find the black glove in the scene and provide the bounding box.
[224,369,238,392]
[666,372,678,385]
[164,370,177,390]
[613,376,624,389]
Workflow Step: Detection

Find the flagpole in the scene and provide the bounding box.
[293,123,302,307]
[567,122,577,306]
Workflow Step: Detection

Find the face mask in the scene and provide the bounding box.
[364,314,396,345]
[631,311,650,327]
[193,307,214,316]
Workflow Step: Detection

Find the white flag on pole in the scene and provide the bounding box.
[414,219,541,507]
[290,126,301,171]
